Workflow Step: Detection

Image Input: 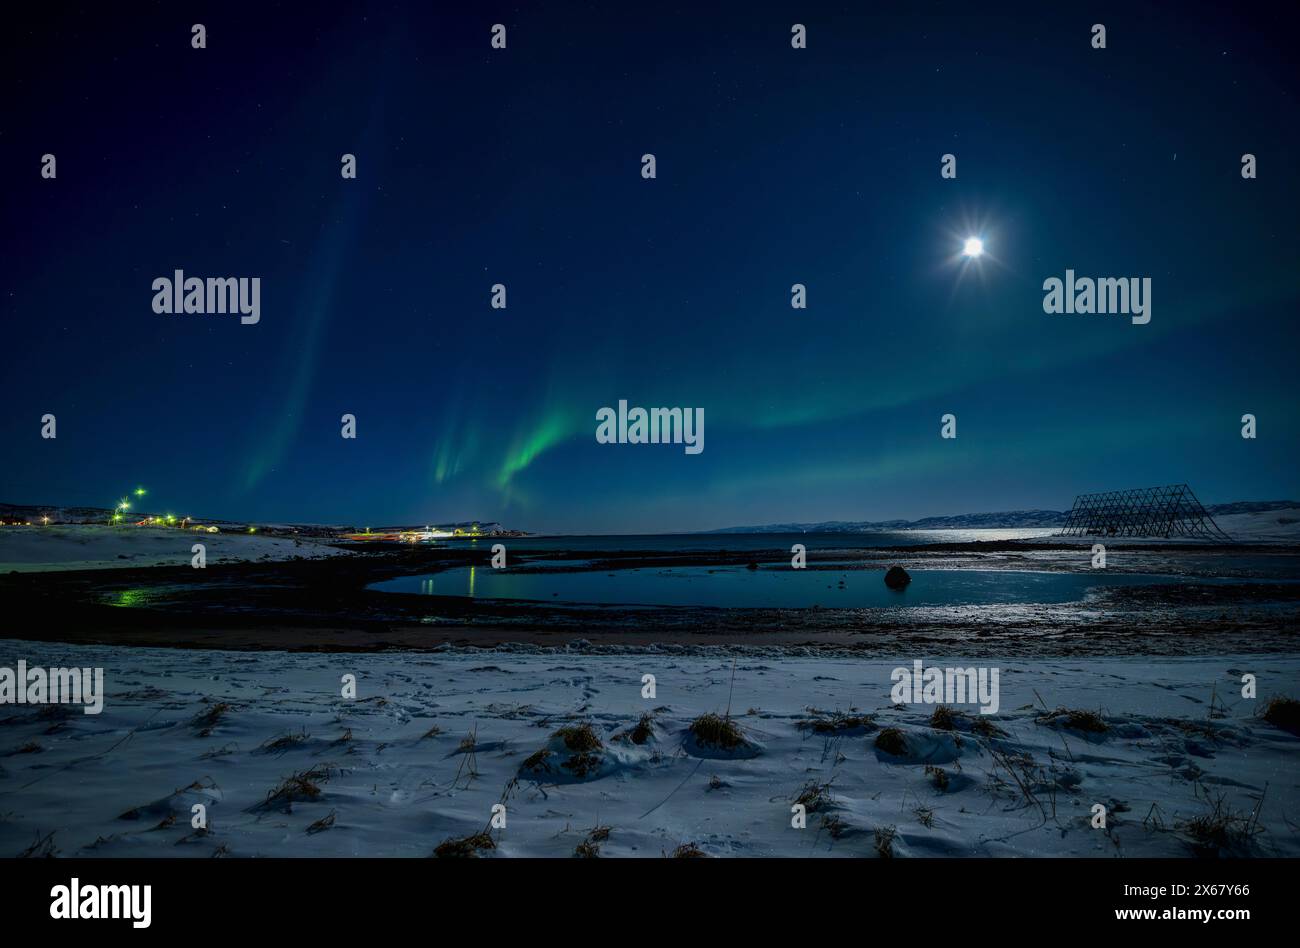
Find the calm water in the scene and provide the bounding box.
[424,529,1055,553]
[370,565,1212,609]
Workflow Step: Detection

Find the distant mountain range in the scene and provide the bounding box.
[704,500,1299,533]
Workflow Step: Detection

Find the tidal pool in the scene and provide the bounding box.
[368,566,1220,609]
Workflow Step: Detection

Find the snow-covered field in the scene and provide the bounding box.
[1,640,1295,858]
[0,525,349,573]
[1194,508,1300,541]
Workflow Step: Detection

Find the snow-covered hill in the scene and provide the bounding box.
[0,525,350,573]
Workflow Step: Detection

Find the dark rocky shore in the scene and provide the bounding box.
[2,541,1297,656]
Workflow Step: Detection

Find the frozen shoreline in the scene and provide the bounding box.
[0,525,349,573]
[1,640,1295,858]
[3,513,1297,575]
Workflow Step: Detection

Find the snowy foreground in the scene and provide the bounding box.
[0,525,348,572]
[0,640,1296,858]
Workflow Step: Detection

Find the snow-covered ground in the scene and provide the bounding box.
[1209,508,1300,541]
[1,640,1295,858]
[0,525,349,573]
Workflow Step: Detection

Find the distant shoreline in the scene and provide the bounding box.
[2,538,1296,655]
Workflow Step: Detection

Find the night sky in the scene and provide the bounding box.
[3,2,1296,534]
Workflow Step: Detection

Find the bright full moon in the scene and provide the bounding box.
[963,237,984,257]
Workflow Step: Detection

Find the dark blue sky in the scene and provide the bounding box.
[3,2,1296,533]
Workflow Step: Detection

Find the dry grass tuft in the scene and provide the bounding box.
[820,815,849,839]
[794,780,835,812]
[306,810,337,835]
[260,765,332,811]
[521,748,551,772]
[1176,784,1266,855]
[1168,718,1220,741]
[689,712,746,750]
[191,701,233,737]
[1037,707,1108,734]
[561,752,602,778]
[629,713,655,745]
[522,723,606,778]
[556,722,602,753]
[1261,696,1300,734]
[924,764,949,791]
[1179,799,1263,854]
[573,824,611,857]
[929,705,958,730]
[257,728,309,754]
[873,824,897,858]
[970,716,1008,738]
[874,727,908,756]
[433,831,496,858]
[16,829,57,858]
[799,709,877,733]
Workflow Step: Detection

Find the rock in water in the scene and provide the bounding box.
[884,565,911,589]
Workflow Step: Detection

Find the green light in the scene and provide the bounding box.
[134,487,147,497]
[496,412,574,489]
[107,588,151,608]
